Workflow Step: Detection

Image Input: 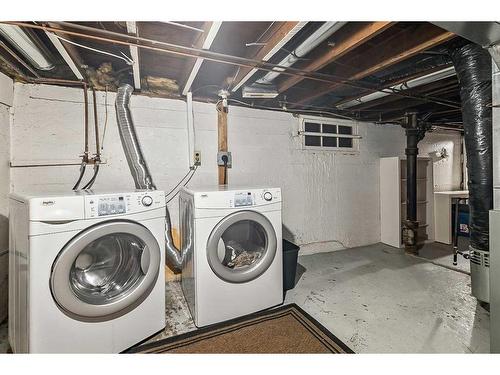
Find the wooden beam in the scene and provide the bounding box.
[182,21,222,95]
[230,21,303,92]
[217,102,228,185]
[277,22,394,93]
[126,21,141,90]
[292,24,455,105]
[46,22,85,80]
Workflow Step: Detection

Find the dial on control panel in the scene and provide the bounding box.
[263,192,273,201]
[141,195,153,206]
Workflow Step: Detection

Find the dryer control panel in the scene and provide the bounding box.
[192,188,281,209]
[84,191,165,218]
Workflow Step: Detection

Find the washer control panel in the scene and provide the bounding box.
[85,191,165,218]
[234,192,254,207]
[97,195,126,216]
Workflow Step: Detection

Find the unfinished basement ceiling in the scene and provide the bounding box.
[0,21,476,128]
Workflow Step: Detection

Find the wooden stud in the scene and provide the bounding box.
[126,22,141,90]
[46,22,86,80]
[278,21,394,93]
[217,102,228,185]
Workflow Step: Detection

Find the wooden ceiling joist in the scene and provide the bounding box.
[181,21,222,95]
[291,24,455,105]
[277,21,394,93]
[229,21,303,92]
[126,21,141,90]
[45,22,85,80]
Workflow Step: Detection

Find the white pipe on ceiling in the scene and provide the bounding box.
[336,66,457,109]
[0,24,54,71]
[255,21,347,85]
[231,21,308,92]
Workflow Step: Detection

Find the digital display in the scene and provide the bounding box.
[234,192,253,207]
[98,196,126,216]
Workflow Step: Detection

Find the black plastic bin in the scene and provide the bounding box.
[283,239,300,291]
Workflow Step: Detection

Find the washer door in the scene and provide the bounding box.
[50,220,161,322]
[206,211,277,283]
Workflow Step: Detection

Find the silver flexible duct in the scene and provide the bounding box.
[115,83,185,271]
[115,84,156,190]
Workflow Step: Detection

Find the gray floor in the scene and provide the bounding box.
[0,242,490,353]
[418,239,471,274]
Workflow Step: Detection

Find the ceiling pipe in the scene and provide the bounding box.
[337,66,456,109]
[255,21,346,86]
[0,24,54,71]
[231,22,307,92]
[4,22,460,109]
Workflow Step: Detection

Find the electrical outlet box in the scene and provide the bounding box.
[217,151,232,168]
[193,151,201,167]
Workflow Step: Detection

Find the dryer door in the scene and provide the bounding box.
[50,220,161,322]
[206,210,277,283]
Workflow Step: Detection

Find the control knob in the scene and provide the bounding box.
[142,195,153,206]
[263,192,273,201]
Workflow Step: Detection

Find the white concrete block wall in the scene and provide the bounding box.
[11,83,409,248]
[419,131,462,192]
[0,72,13,323]
[8,83,462,250]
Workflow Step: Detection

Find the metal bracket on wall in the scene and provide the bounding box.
[217,151,232,168]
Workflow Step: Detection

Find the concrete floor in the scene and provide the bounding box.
[0,242,490,353]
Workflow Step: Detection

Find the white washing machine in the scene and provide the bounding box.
[180,186,283,327]
[8,189,166,353]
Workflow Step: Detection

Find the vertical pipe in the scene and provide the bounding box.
[406,113,419,224]
[83,83,89,162]
[92,88,100,159]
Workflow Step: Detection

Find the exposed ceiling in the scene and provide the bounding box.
[0,21,479,129]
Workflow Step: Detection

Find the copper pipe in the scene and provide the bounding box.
[4,21,460,109]
[0,40,40,78]
[92,88,100,160]
[83,83,89,162]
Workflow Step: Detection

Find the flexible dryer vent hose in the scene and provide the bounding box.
[115,83,185,271]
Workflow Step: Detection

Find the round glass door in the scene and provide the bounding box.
[207,211,277,283]
[51,220,161,322]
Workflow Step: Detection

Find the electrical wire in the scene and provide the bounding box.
[245,22,276,47]
[49,32,134,65]
[10,22,460,110]
[166,166,198,204]
[228,98,356,121]
[165,168,196,198]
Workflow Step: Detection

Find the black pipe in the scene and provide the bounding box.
[406,113,419,224]
[450,43,492,253]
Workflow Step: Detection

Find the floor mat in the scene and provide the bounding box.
[127,304,353,354]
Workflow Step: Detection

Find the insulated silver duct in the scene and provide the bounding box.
[115,84,156,190]
[115,83,185,271]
